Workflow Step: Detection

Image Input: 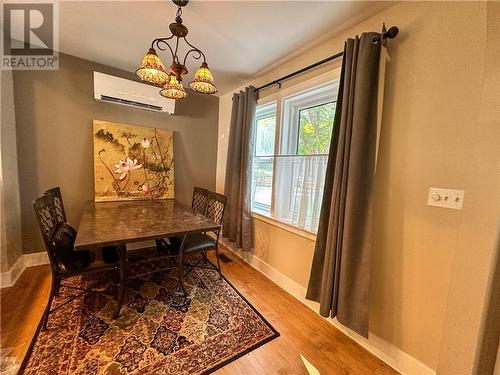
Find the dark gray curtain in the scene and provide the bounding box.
[306,33,382,337]
[222,86,257,251]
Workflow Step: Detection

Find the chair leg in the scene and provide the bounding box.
[178,252,188,297]
[113,246,126,319]
[41,274,57,331]
[177,235,189,296]
[112,269,118,298]
[54,278,61,297]
[215,246,222,278]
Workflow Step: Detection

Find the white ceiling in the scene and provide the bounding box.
[59,1,394,94]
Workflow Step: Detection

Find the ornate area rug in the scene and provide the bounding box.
[20,258,279,374]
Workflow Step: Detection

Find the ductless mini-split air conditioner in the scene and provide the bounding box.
[93,71,175,114]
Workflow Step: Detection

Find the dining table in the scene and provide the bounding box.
[74,199,221,318]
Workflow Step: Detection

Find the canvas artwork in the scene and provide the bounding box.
[93,120,174,202]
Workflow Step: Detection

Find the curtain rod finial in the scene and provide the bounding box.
[385,26,399,39]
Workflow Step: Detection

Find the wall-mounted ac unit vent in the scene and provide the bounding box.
[93,71,175,114]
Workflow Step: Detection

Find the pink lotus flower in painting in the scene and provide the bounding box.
[114,157,142,180]
[141,184,149,193]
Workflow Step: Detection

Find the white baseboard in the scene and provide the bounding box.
[23,251,50,267]
[0,255,24,288]
[0,252,49,288]
[220,241,435,375]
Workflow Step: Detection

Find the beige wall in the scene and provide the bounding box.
[217,2,500,373]
[438,2,500,373]
[252,217,316,287]
[12,53,219,254]
[0,69,23,273]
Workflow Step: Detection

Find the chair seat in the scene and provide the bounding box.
[184,233,217,253]
[165,233,216,254]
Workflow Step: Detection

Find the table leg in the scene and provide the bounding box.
[177,235,188,296]
[113,244,126,319]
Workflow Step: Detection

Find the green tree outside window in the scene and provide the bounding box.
[297,102,336,155]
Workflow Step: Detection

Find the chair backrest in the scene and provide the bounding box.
[192,186,209,214]
[205,191,227,226]
[33,195,59,269]
[45,187,67,224]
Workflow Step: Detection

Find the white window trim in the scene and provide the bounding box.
[251,69,341,237]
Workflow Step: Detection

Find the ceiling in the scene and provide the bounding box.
[59,1,394,95]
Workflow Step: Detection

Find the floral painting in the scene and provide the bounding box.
[93,120,174,201]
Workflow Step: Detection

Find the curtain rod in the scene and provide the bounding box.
[254,25,399,94]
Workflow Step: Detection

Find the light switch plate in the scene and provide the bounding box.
[427,188,464,210]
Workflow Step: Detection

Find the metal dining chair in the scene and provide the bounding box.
[177,191,227,295]
[33,194,120,330]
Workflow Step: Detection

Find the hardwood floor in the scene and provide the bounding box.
[1,249,398,374]
[1,264,51,364]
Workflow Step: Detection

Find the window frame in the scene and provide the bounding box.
[251,69,340,235]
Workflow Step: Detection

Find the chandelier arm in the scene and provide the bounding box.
[151,35,175,48]
[183,37,207,63]
[182,48,203,68]
[152,37,176,62]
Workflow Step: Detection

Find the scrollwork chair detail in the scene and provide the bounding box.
[44,187,66,224]
[192,186,209,214]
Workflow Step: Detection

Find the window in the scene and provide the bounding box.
[252,103,276,215]
[251,78,338,233]
[255,103,276,157]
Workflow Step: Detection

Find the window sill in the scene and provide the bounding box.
[251,212,317,241]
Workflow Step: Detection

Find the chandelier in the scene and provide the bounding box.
[136,0,217,100]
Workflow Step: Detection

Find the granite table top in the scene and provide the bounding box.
[74,199,220,250]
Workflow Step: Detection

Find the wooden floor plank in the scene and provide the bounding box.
[0,249,398,374]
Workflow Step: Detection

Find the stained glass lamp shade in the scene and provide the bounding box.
[160,75,187,99]
[189,62,217,94]
[135,48,168,87]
